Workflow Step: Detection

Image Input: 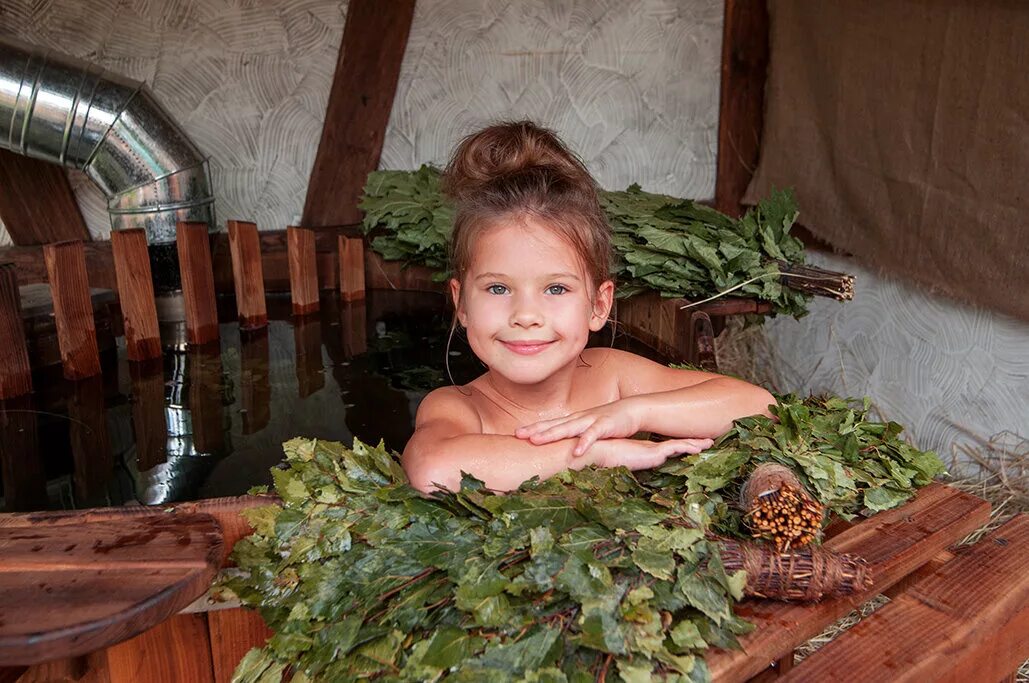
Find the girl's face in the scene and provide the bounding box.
[450,217,614,386]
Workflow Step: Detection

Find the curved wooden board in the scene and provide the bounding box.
[0,510,222,665]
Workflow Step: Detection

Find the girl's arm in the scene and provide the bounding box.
[402,386,711,493]
[516,348,774,455]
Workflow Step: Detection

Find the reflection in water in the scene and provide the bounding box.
[0,291,665,512]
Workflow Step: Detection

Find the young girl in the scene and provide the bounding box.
[402,121,774,493]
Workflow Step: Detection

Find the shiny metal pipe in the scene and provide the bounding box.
[0,36,214,244]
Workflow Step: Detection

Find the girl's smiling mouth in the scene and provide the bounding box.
[500,340,555,355]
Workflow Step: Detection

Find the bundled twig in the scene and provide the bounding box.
[741,463,826,551]
[720,539,871,602]
[778,261,855,301]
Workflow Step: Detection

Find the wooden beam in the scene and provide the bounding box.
[287,226,320,315]
[0,242,115,290]
[339,235,366,302]
[111,229,161,362]
[226,220,268,330]
[0,264,32,399]
[714,0,769,217]
[301,0,416,227]
[177,222,219,346]
[43,240,102,380]
[0,149,90,245]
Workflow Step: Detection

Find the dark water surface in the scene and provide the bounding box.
[0,291,665,512]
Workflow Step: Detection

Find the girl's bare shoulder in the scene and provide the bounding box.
[415,384,482,430]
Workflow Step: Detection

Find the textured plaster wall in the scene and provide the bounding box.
[0,0,722,241]
[757,252,1029,465]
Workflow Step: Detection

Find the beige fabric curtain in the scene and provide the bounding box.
[744,0,1029,321]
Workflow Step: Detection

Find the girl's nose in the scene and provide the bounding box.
[509,295,543,327]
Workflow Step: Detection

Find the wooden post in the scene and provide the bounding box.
[130,361,168,471]
[301,0,416,227]
[226,220,268,330]
[176,222,219,346]
[294,317,325,398]
[0,264,32,399]
[338,236,366,302]
[67,375,112,506]
[714,0,770,216]
[287,226,319,315]
[188,348,225,454]
[111,229,161,361]
[240,329,270,435]
[43,240,101,380]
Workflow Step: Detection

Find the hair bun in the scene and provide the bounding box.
[442,120,593,200]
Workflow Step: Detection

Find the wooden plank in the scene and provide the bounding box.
[0,242,115,291]
[189,349,225,455]
[176,222,219,346]
[287,226,320,315]
[0,264,31,399]
[207,608,272,683]
[110,229,161,362]
[339,235,366,302]
[67,376,112,506]
[0,149,90,245]
[294,317,325,398]
[782,515,1029,683]
[129,362,167,471]
[0,396,46,512]
[106,613,215,683]
[211,227,351,292]
[240,329,270,435]
[301,0,416,227]
[705,483,991,682]
[714,0,769,216]
[226,220,268,330]
[0,511,222,666]
[364,252,443,293]
[164,496,273,569]
[43,241,101,380]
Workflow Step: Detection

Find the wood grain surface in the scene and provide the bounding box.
[705,483,991,682]
[0,263,31,398]
[43,240,101,379]
[301,0,416,227]
[176,222,219,346]
[226,220,268,330]
[0,509,222,666]
[110,229,161,362]
[782,514,1029,683]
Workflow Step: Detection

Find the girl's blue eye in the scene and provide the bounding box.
[487,284,508,295]
[546,284,568,295]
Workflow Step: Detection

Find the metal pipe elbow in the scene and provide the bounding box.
[0,36,214,244]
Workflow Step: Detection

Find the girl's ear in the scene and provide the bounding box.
[449,278,467,327]
[588,280,615,332]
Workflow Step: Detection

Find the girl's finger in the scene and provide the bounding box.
[573,427,600,456]
[531,418,589,444]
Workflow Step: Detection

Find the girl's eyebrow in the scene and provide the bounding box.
[474,272,582,281]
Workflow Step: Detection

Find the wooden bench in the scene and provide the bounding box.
[3,482,1026,682]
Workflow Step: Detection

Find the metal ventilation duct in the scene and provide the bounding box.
[0,36,214,244]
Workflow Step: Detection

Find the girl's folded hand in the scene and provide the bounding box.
[515,399,644,456]
[590,437,714,471]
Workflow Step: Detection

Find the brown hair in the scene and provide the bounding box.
[442,121,612,289]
